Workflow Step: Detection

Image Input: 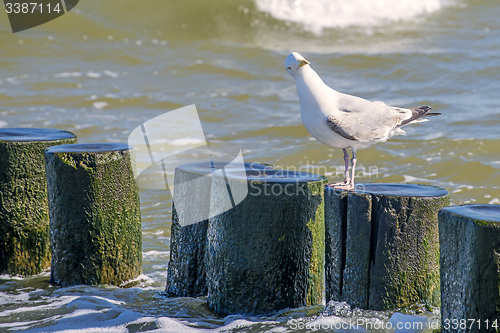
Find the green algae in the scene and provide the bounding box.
[206,175,326,315]
[306,179,326,306]
[0,136,77,276]
[439,205,500,328]
[369,194,449,310]
[45,147,141,286]
[325,184,449,311]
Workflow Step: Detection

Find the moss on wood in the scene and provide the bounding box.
[439,204,500,330]
[324,183,449,311]
[0,131,77,276]
[369,193,449,310]
[305,180,325,306]
[206,169,326,315]
[45,144,141,286]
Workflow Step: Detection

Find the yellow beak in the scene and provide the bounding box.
[298,59,310,68]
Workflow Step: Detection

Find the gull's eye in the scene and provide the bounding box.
[287,66,292,69]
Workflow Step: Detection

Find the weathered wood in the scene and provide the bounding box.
[343,191,372,309]
[166,161,273,297]
[325,183,449,311]
[206,168,326,315]
[165,204,208,297]
[45,143,142,286]
[324,188,347,303]
[368,184,448,310]
[439,204,500,332]
[0,128,77,276]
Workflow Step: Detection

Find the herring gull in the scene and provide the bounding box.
[285,52,440,190]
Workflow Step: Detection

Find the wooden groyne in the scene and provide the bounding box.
[439,204,500,332]
[45,143,142,286]
[0,128,77,276]
[166,162,273,297]
[325,183,449,310]
[1,127,497,327]
[166,161,326,315]
[207,168,326,315]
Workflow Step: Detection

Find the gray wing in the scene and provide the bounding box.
[325,93,408,142]
[325,117,358,141]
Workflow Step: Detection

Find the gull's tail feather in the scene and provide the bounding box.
[400,105,440,126]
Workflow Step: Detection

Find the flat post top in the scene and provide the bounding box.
[326,183,448,197]
[176,161,326,183]
[0,128,76,142]
[440,204,500,223]
[45,143,131,154]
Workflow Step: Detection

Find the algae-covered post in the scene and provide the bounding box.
[439,204,500,332]
[206,167,326,315]
[0,128,77,276]
[166,162,273,297]
[324,189,347,303]
[325,183,449,311]
[44,143,142,286]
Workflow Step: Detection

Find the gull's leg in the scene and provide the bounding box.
[350,150,357,188]
[342,148,350,184]
[330,148,355,191]
[326,148,350,187]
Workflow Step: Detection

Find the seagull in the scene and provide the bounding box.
[285,52,440,190]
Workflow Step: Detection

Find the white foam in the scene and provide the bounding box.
[154,317,209,332]
[143,229,165,236]
[489,197,500,204]
[86,71,101,78]
[0,295,79,317]
[9,295,147,332]
[103,70,119,78]
[93,101,108,109]
[388,312,433,332]
[256,0,449,33]
[402,175,428,183]
[0,274,24,280]
[169,138,206,146]
[142,250,169,259]
[54,72,83,78]
[0,291,30,305]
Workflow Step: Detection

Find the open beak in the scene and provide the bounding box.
[298,59,310,68]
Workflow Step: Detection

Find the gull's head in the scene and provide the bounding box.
[285,52,310,78]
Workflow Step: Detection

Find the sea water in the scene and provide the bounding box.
[0,0,499,331]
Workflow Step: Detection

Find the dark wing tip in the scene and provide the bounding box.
[414,105,432,112]
[400,105,437,126]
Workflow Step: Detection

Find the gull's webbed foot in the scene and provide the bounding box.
[333,184,354,191]
[327,182,355,191]
[326,179,349,187]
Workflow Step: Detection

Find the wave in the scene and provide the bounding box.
[34,0,455,43]
[255,0,451,33]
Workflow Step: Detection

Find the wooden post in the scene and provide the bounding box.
[439,204,500,332]
[44,143,142,286]
[324,189,347,303]
[325,183,449,311]
[166,204,208,297]
[206,168,326,315]
[0,128,77,276]
[166,162,274,297]
[343,191,372,309]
